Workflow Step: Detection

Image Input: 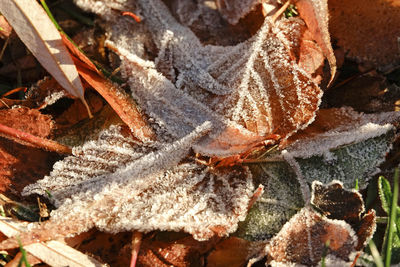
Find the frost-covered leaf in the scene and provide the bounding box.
[284,108,397,188]
[77,0,322,157]
[265,207,359,266]
[168,0,254,46]
[17,122,254,245]
[248,182,375,266]
[236,107,396,240]
[235,162,304,240]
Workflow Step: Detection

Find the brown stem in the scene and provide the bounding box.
[0,123,72,154]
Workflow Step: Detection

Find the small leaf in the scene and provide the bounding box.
[0,0,89,109]
[248,183,375,266]
[266,207,358,266]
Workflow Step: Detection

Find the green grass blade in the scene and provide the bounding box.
[385,168,399,267]
[40,0,62,31]
[378,176,392,214]
[17,238,31,267]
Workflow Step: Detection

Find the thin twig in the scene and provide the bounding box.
[130,231,143,267]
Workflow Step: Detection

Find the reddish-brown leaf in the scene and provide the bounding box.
[73,58,155,141]
[0,108,62,196]
[0,107,53,137]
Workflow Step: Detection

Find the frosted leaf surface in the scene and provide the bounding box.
[236,108,395,240]
[168,0,252,46]
[76,0,323,157]
[284,108,398,188]
[23,123,255,240]
[235,162,304,241]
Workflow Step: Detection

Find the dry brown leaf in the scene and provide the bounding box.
[0,107,72,154]
[354,210,376,251]
[0,0,90,111]
[329,0,400,66]
[311,181,364,223]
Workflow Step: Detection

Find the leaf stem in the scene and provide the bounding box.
[385,167,399,267]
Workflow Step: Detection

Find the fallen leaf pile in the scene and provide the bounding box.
[0,0,399,266]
